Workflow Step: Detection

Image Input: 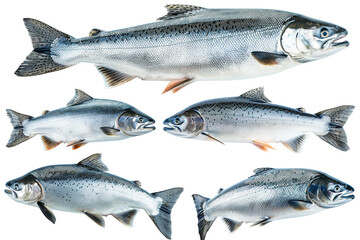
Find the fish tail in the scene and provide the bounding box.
[6,109,34,147]
[15,18,72,76]
[192,194,214,240]
[316,105,355,151]
[150,187,184,239]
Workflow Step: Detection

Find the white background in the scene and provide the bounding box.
[0,0,358,239]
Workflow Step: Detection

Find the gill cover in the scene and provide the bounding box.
[117,109,155,136]
[163,110,205,138]
[307,174,354,208]
[5,174,43,204]
[281,15,349,63]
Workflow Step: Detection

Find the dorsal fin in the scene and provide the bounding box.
[297,107,306,112]
[89,28,104,36]
[239,87,271,103]
[67,89,93,107]
[77,153,109,172]
[132,180,142,187]
[158,4,205,20]
[42,110,50,115]
[253,167,273,174]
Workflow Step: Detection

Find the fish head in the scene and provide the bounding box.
[5,174,43,204]
[281,15,348,63]
[307,174,354,208]
[163,109,205,138]
[118,108,156,136]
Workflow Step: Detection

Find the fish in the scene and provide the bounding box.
[163,87,354,152]
[15,4,349,93]
[192,167,354,240]
[4,153,183,239]
[6,89,155,150]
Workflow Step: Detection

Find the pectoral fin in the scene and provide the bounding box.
[251,51,288,65]
[201,132,225,145]
[84,212,105,227]
[162,78,193,94]
[37,202,56,224]
[252,141,275,151]
[112,210,138,226]
[100,127,121,136]
[288,200,313,211]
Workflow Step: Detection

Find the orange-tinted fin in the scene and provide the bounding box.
[201,132,225,145]
[162,78,193,94]
[72,142,87,150]
[252,141,275,152]
[42,136,62,151]
[67,140,86,150]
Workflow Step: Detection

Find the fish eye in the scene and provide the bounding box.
[138,117,144,123]
[320,28,330,38]
[334,185,341,192]
[173,117,182,125]
[13,183,20,191]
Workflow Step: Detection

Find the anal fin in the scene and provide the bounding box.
[42,136,62,151]
[282,135,307,152]
[84,212,105,227]
[96,66,135,87]
[222,218,243,232]
[162,78,193,94]
[112,210,138,226]
[252,141,275,151]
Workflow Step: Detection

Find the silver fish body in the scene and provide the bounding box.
[163,87,354,152]
[15,5,349,92]
[5,154,183,239]
[6,89,155,150]
[193,168,354,240]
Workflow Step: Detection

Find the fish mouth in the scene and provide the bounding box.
[340,191,355,200]
[4,188,11,195]
[331,31,349,48]
[163,121,181,133]
[142,122,156,131]
[4,187,17,199]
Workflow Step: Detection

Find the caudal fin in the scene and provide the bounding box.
[6,109,34,147]
[316,105,355,151]
[15,18,72,76]
[150,187,183,239]
[192,194,214,240]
